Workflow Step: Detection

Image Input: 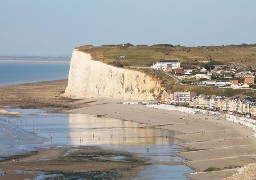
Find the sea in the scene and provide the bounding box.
[0,58,70,86]
[0,58,193,179]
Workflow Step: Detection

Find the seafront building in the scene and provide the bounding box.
[160,90,196,104]
[170,91,197,104]
[160,90,256,118]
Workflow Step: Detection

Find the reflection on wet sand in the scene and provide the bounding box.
[0,110,192,179]
[68,114,175,146]
[3,112,177,147]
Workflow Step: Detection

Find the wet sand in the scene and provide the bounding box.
[68,98,256,179]
[0,147,146,179]
[0,80,84,110]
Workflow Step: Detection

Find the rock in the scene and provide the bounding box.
[64,50,161,100]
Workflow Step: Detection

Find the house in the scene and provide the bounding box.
[198,60,210,64]
[215,81,231,87]
[228,99,235,112]
[151,60,180,71]
[195,72,211,80]
[235,71,253,78]
[201,80,216,86]
[209,95,217,110]
[230,79,239,87]
[223,71,235,79]
[242,100,251,114]
[170,91,196,104]
[215,96,228,111]
[237,98,244,114]
[198,95,211,108]
[250,104,256,117]
[184,69,193,75]
[174,68,184,75]
[244,76,255,85]
[191,94,210,108]
[200,67,208,73]
[242,83,250,88]
[160,90,171,104]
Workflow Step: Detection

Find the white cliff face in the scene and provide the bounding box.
[64,50,161,100]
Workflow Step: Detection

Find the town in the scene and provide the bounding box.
[151,59,256,118]
[151,59,256,89]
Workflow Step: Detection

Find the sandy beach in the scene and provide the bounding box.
[1,80,256,179]
[68,98,256,179]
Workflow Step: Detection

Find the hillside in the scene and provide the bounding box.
[77,44,256,67]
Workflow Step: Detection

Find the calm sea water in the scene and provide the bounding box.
[0,60,70,86]
[1,109,193,179]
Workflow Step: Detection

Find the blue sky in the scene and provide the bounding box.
[1,0,256,56]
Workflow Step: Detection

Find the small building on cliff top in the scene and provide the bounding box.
[151,60,180,71]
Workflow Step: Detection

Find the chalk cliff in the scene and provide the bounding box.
[64,50,161,100]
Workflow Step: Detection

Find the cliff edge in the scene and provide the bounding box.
[64,50,161,100]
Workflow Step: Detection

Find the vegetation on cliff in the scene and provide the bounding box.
[77,44,256,67]
[77,44,256,97]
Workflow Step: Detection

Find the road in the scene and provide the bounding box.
[164,72,183,85]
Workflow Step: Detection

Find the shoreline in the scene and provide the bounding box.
[0,78,71,89]
[68,98,256,180]
[1,80,256,179]
[0,79,68,88]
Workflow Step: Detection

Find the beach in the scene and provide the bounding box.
[1,80,256,179]
[68,98,256,179]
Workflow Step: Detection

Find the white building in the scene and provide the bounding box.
[215,81,231,87]
[184,69,193,75]
[170,91,197,103]
[151,60,180,71]
[201,80,216,86]
[200,67,208,73]
[192,95,211,108]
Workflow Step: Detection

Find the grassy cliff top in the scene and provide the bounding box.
[77,44,256,67]
[77,44,256,97]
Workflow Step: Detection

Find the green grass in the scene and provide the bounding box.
[173,85,256,97]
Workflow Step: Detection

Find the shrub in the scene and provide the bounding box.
[204,167,221,172]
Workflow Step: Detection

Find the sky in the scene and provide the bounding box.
[0,0,256,56]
